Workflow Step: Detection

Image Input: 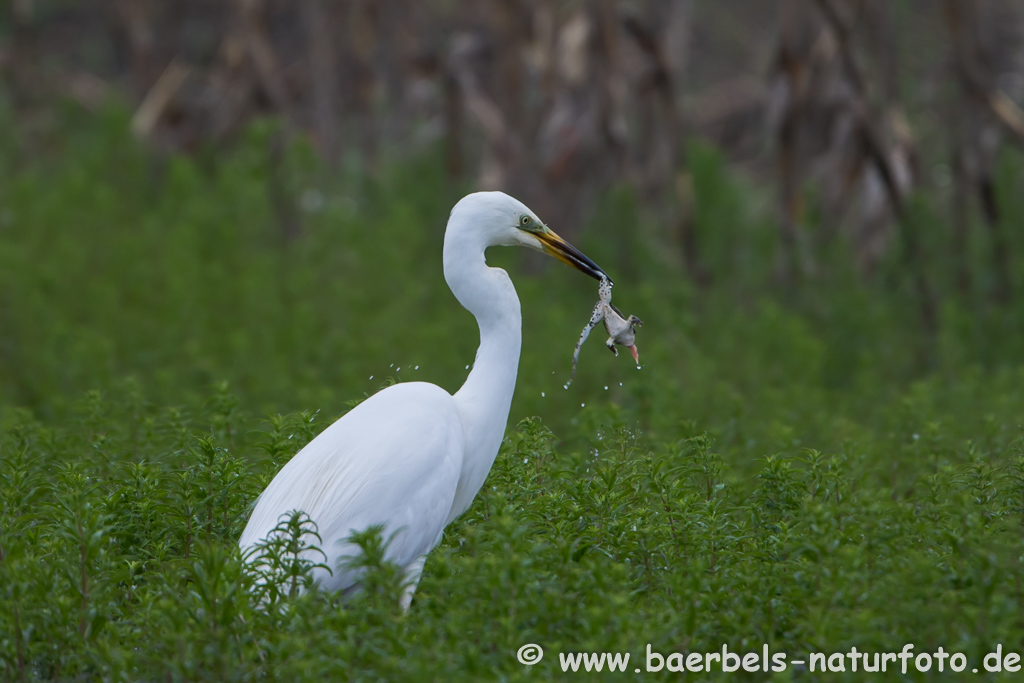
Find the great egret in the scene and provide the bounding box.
[239,191,609,608]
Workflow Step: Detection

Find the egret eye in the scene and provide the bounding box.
[520,215,530,227]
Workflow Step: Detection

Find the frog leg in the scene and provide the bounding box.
[568,302,605,385]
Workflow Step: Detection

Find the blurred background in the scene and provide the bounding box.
[8,5,1024,675]
[2,0,1024,456]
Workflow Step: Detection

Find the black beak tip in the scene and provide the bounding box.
[578,256,611,284]
[589,265,613,285]
[549,233,612,284]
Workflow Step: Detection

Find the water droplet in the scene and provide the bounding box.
[581,402,586,407]
[414,365,419,370]
[604,385,608,390]
[619,382,623,386]
[563,383,570,390]
[369,375,374,380]
[541,392,546,397]
[523,458,528,464]
[466,364,470,370]
[396,367,401,372]
[390,363,394,368]
[636,364,642,370]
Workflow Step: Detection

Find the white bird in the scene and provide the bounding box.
[239,191,609,609]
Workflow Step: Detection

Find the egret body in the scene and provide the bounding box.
[239,192,608,608]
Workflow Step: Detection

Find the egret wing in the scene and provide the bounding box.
[240,381,464,592]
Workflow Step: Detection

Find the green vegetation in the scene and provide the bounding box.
[3,106,1024,680]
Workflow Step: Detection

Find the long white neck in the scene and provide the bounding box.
[443,221,522,521]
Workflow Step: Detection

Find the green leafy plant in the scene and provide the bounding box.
[3,109,1024,680]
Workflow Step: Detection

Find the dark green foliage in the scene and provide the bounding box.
[2,109,1024,680]
[6,390,1023,681]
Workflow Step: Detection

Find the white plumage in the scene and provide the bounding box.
[239,191,608,608]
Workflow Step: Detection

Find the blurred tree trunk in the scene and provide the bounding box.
[951,137,972,295]
[115,0,157,100]
[233,0,290,115]
[303,0,340,168]
[815,0,935,339]
[943,0,1021,304]
[444,70,464,178]
[348,0,380,171]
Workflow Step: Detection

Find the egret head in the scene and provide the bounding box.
[449,191,611,283]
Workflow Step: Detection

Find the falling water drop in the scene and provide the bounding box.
[397,367,401,372]
[465,364,470,370]
[390,364,394,368]
[604,385,608,391]
[619,382,623,386]
[563,383,570,390]
[414,365,420,370]
[636,364,641,370]
[541,392,546,397]
[369,375,374,380]
[581,402,586,407]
